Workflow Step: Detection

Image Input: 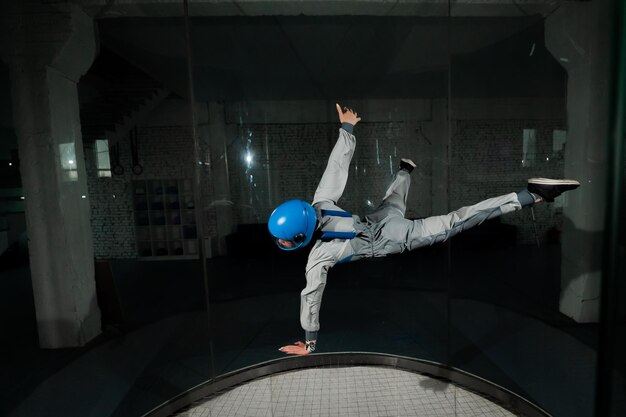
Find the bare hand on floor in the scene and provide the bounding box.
[279,341,310,355]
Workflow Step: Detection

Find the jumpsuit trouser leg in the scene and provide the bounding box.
[366,170,523,255]
[400,193,522,251]
[366,170,412,223]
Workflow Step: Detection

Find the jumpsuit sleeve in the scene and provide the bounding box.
[300,255,335,341]
[312,127,356,206]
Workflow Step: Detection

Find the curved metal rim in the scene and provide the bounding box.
[142,352,552,417]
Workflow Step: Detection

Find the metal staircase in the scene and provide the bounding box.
[79,46,170,145]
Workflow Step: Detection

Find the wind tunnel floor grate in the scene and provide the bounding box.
[175,366,518,417]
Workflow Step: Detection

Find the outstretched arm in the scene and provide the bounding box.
[312,104,362,206]
[279,253,334,355]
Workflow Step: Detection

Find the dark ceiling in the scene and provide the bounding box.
[97,15,567,101]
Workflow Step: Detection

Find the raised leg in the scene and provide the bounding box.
[366,170,411,223]
[404,192,522,251]
[377,192,523,256]
[374,181,579,257]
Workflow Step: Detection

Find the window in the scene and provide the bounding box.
[95,139,112,178]
[58,142,78,181]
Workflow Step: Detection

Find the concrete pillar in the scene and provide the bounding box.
[545,0,611,322]
[207,102,235,255]
[0,2,101,347]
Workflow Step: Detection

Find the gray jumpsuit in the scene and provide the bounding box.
[301,126,526,342]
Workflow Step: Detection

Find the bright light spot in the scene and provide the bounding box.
[81,195,86,199]
[277,216,286,225]
[366,199,373,207]
[559,57,569,62]
[8,162,12,166]
[245,152,253,164]
[68,160,74,164]
[20,196,25,200]
[546,157,550,161]
[112,194,116,199]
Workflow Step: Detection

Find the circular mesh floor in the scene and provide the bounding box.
[177,366,519,417]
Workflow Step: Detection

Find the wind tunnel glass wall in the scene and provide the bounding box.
[189,2,618,416]
[189,13,452,375]
[0,3,212,417]
[447,1,609,417]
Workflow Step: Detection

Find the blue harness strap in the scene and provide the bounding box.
[319,209,357,240]
[320,209,353,218]
[321,231,356,240]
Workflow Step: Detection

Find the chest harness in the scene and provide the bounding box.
[319,209,357,240]
[319,209,357,264]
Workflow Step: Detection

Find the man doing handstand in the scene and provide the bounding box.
[268,104,580,355]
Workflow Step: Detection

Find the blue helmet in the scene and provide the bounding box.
[268,199,317,251]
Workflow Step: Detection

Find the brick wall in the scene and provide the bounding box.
[86,125,217,259]
[228,118,565,244]
[450,119,566,244]
[86,135,135,259]
[227,121,431,225]
[86,106,566,259]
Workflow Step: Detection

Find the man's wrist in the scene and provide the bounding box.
[305,340,317,353]
[341,122,354,134]
[304,330,318,353]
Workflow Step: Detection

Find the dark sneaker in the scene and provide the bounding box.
[400,158,417,173]
[528,178,580,202]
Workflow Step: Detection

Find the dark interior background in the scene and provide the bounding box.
[1,1,624,417]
